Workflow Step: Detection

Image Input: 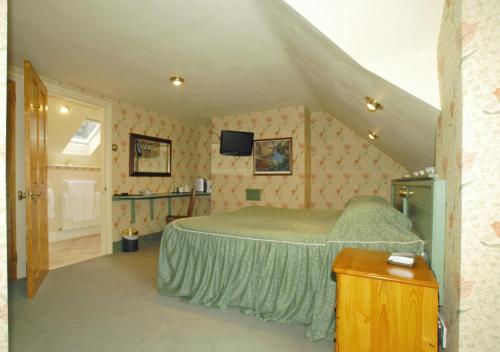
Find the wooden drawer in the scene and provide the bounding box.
[333,248,438,352]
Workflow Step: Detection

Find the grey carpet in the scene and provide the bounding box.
[9,239,331,352]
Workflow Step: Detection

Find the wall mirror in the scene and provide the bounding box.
[129,133,171,176]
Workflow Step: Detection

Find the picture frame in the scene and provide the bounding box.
[253,137,292,175]
[129,133,172,177]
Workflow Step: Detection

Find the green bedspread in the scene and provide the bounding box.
[157,196,425,341]
[173,206,342,243]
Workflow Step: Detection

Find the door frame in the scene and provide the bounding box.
[8,69,114,261]
[7,80,17,279]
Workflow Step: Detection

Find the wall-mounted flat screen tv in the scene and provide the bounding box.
[220,130,254,156]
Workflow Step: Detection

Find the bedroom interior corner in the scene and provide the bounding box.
[210,106,406,213]
[1,0,499,351]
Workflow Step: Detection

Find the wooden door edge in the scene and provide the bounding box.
[7,79,17,280]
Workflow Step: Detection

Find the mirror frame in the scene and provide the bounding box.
[129,133,172,177]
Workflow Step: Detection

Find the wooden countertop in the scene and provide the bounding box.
[332,248,438,289]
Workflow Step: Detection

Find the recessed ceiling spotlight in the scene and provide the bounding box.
[368,131,378,140]
[365,97,382,112]
[59,105,70,114]
[170,76,185,87]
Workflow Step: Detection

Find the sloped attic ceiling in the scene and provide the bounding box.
[8,0,439,170]
[283,0,444,110]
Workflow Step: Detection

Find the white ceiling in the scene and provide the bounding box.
[283,0,444,109]
[8,0,440,170]
[47,96,104,167]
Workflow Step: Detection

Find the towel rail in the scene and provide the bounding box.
[59,193,101,231]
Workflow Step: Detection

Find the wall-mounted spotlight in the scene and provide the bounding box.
[368,131,378,140]
[365,97,382,112]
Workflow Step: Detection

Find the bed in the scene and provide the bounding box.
[157,196,425,341]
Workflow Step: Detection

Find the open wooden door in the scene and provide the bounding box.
[22,60,49,298]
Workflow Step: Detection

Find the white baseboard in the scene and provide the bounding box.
[49,226,101,242]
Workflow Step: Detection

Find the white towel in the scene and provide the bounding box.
[47,188,55,219]
[64,179,96,222]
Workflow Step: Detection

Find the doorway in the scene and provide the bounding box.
[46,95,105,269]
[7,67,113,283]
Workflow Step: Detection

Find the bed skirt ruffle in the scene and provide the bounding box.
[157,223,424,341]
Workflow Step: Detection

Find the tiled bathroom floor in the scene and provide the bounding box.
[49,234,102,269]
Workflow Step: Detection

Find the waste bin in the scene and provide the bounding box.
[121,228,139,252]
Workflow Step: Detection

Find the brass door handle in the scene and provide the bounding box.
[18,191,33,200]
[398,188,414,198]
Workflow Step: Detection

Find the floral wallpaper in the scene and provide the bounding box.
[8,66,212,242]
[211,106,309,213]
[436,0,462,349]
[437,0,500,350]
[111,103,211,240]
[211,106,405,213]
[0,0,8,348]
[196,124,212,178]
[457,0,500,349]
[311,111,406,209]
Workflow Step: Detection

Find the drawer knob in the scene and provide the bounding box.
[399,187,414,198]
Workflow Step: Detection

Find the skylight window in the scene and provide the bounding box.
[71,120,100,144]
[62,119,101,156]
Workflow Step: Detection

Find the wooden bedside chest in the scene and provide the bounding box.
[332,248,438,352]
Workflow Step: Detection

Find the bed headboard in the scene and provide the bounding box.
[391,178,446,304]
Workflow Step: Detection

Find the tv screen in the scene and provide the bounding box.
[220,130,254,156]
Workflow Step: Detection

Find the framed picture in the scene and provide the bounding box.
[253,138,292,175]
